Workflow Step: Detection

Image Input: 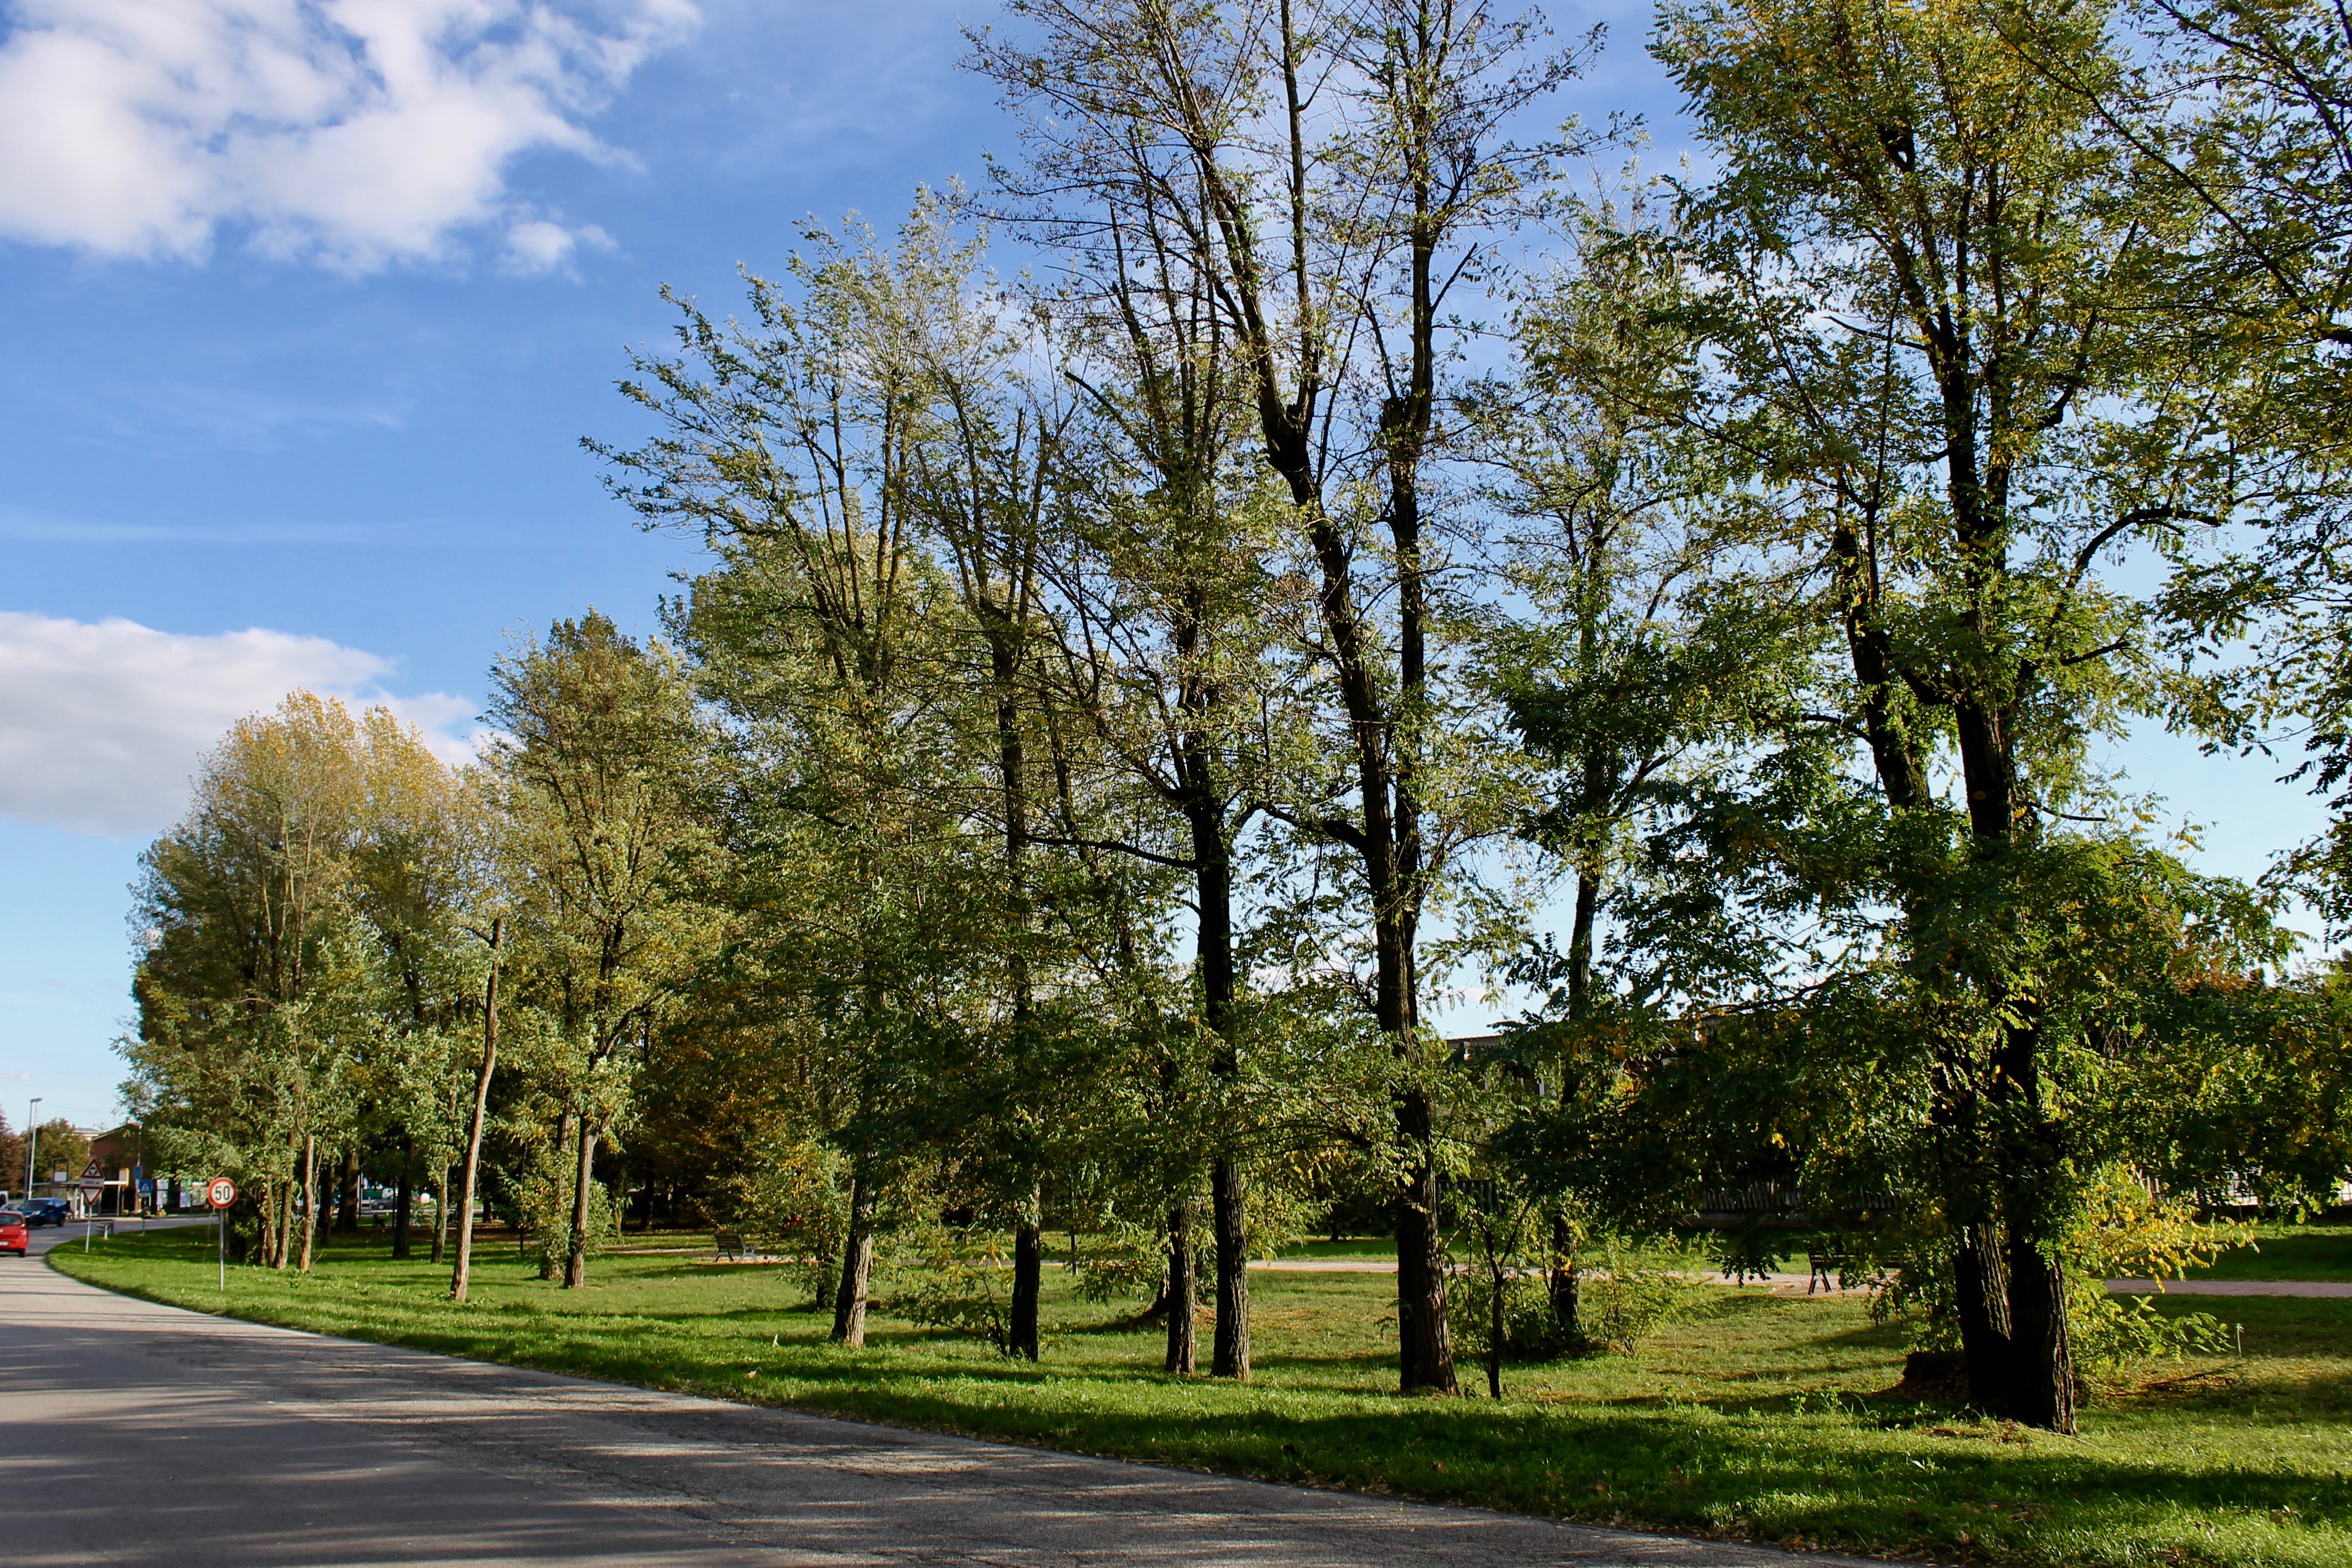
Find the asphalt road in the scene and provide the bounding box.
[2,1220,1881,1568]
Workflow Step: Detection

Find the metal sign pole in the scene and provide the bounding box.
[204,1178,238,1290]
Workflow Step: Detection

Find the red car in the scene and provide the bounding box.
[0,1211,26,1256]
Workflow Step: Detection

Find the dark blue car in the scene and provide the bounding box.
[21,1199,68,1227]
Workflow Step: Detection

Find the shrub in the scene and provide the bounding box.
[1067,1221,1190,1308]
[1451,1247,1698,1363]
[2065,1168,2246,1380]
[884,1226,1013,1352]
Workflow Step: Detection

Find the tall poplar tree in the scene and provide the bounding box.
[596,209,1063,1349]
[489,613,726,1289]
[985,110,1317,1377]
[973,0,1585,1395]
[1649,0,2205,1428]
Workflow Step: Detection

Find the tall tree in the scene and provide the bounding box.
[874,206,1076,1362]
[489,613,726,1289]
[1648,0,2204,1428]
[997,130,1316,1377]
[345,709,496,1262]
[1472,219,1814,1336]
[595,222,1015,1345]
[974,0,1584,1395]
[129,693,372,1271]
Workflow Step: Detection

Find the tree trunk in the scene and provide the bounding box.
[1958,668,2075,1431]
[392,1131,413,1259]
[1487,1258,1507,1399]
[431,1163,448,1266]
[1291,503,1457,1394]
[1834,526,2050,1420]
[1184,742,1253,1381]
[274,1158,295,1270]
[450,918,500,1304]
[1164,1200,1196,1375]
[1547,1215,1581,1348]
[263,1178,285,1270]
[297,1134,318,1274]
[1955,1220,2013,1409]
[1388,868,1454,1389]
[1993,1014,2077,1430]
[2006,1238,2077,1432]
[539,1110,570,1281]
[832,1167,878,1347]
[1009,1214,1043,1362]
[981,617,1043,1369]
[1831,522,1932,814]
[564,1120,597,1289]
[1548,864,1597,1354]
[1382,58,1455,1398]
[336,1144,361,1233]
[1210,1158,1250,1379]
[1932,1028,2013,1410]
[1395,1128,1455,1393]
[1311,537,1455,1397]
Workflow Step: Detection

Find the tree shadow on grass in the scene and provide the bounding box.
[853,1395,2352,1560]
[2095,1365,2352,1425]
[1810,1318,1908,1349]
[609,1302,824,1327]
[599,1260,733,1283]
[1043,1310,1167,1339]
[1670,1289,1783,1322]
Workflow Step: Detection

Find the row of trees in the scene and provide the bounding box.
[1,1114,91,1195]
[126,636,717,1289]
[126,0,2352,1433]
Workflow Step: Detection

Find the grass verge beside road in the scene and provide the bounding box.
[49,1228,2352,1567]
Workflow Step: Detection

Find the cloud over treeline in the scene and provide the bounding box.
[0,611,478,837]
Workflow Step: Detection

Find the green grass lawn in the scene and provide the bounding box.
[52,1228,2352,1568]
[2186,1225,2352,1283]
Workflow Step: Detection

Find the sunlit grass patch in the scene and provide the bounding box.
[2185,1224,2352,1283]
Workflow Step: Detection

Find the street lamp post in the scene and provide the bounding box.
[24,1097,40,1202]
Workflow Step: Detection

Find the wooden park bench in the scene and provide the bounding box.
[714,1229,749,1262]
[1807,1244,1843,1294]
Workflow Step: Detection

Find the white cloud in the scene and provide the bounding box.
[0,0,698,272]
[502,213,611,274]
[0,611,480,837]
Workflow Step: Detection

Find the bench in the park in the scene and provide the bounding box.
[714,1229,749,1261]
[1807,1245,1843,1293]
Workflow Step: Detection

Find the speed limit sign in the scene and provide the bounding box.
[204,1177,238,1292]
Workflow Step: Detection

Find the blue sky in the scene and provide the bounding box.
[0,0,2320,1131]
